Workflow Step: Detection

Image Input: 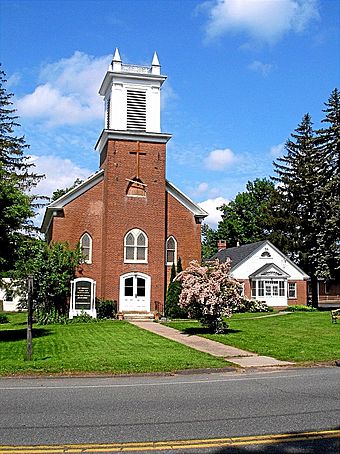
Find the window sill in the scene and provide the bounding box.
[124,260,148,264]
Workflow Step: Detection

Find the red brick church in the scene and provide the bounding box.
[41,49,207,317]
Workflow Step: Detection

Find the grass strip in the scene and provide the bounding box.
[166,311,340,362]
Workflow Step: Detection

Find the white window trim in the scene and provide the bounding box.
[80,233,92,264]
[288,282,297,299]
[124,228,148,264]
[166,236,177,266]
[251,279,286,299]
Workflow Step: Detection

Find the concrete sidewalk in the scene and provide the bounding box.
[130,321,294,368]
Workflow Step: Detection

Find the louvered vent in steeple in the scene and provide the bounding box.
[127,89,146,131]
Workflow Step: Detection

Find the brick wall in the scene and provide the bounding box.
[51,181,104,291]
[166,192,202,284]
[287,280,308,306]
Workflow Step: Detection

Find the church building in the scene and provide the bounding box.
[41,49,207,317]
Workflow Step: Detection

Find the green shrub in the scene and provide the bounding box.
[96,299,117,319]
[233,298,273,313]
[35,308,68,325]
[287,305,317,312]
[0,313,9,324]
[69,312,98,323]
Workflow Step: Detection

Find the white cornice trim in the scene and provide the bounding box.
[99,71,167,96]
[166,180,208,220]
[41,170,104,233]
[95,129,172,153]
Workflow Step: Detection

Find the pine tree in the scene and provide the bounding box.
[176,256,183,274]
[165,257,187,319]
[0,68,44,272]
[313,88,340,280]
[273,113,326,306]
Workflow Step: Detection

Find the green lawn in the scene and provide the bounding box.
[0,312,227,376]
[166,311,340,362]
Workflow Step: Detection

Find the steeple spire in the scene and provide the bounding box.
[112,48,122,71]
[151,51,160,75]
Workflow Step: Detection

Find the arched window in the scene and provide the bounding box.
[124,229,148,263]
[166,236,177,265]
[80,233,92,264]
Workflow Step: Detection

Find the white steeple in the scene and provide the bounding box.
[98,49,167,135]
[151,52,160,75]
[111,48,122,72]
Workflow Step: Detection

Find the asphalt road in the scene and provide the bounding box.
[0,367,339,451]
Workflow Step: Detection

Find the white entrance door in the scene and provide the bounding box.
[119,273,151,312]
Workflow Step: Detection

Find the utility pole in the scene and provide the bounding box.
[26,276,33,361]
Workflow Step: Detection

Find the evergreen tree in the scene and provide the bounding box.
[313,89,340,280]
[273,113,326,306]
[0,68,44,272]
[165,257,187,319]
[176,256,183,274]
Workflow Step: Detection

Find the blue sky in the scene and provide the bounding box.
[1,0,339,227]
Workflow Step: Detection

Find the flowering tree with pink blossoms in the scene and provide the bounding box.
[174,259,242,333]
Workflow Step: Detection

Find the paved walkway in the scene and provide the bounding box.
[130,321,294,368]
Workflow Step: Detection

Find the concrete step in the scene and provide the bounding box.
[121,312,155,321]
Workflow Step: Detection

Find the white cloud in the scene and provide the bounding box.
[248,60,273,76]
[204,0,319,43]
[270,142,285,156]
[29,154,92,199]
[29,154,93,227]
[198,196,229,228]
[204,148,237,170]
[17,51,111,126]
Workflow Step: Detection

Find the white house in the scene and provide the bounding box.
[0,278,21,312]
[213,240,309,308]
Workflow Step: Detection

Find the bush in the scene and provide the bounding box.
[0,313,9,324]
[165,280,188,319]
[233,298,273,313]
[69,312,98,323]
[287,305,317,312]
[35,308,69,325]
[96,299,117,319]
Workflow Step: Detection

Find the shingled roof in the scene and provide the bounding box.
[211,240,267,270]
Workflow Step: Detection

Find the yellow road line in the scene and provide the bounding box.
[0,429,339,453]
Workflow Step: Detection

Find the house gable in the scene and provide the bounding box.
[216,240,308,281]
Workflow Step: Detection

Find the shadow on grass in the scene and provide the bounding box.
[181,327,242,336]
[0,328,51,342]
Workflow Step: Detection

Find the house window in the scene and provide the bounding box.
[5,290,13,302]
[251,280,256,298]
[124,229,148,263]
[80,233,92,264]
[166,236,177,265]
[252,279,285,298]
[288,282,297,298]
[258,280,264,297]
[238,283,245,297]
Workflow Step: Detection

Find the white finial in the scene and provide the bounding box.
[113,48,122,62]
[151,52,160,75]
[112,48,122,72]
[152,51,160,66]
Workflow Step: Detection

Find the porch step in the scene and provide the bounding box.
[121,311,155,321]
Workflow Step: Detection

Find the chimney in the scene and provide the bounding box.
[217,240,227,251]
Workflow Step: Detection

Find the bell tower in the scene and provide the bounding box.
[95,48,171,160]
[95,49,171,309]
